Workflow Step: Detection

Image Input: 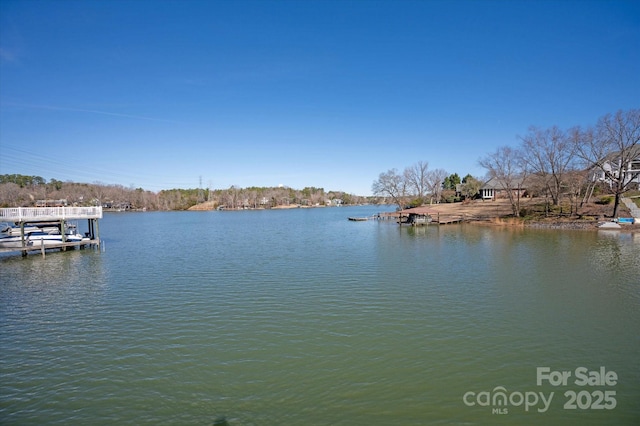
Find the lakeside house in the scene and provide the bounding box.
[35,199,68,207]
[102,201,132,211]
[592,148,640,190]
[478,177,527,201]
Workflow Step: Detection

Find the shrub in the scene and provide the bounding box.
[407,198,423,208]
[595,196,614,205]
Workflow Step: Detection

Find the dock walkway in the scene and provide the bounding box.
[373,208,467,226]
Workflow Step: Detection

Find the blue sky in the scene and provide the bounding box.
[1,0,638,195]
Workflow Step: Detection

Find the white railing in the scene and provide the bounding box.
[0,206,103,222]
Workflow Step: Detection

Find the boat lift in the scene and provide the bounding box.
[0,206,103,257]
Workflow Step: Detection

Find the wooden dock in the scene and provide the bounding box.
[436,214,465,224]
[371,210,468,226]
[0,206,103,257]
[0,239,101,257]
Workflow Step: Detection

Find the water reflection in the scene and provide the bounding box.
[0,250,108,324]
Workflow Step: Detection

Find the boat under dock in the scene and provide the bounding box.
[0,206,103,257]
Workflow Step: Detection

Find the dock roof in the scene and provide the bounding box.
[0,206,103,223]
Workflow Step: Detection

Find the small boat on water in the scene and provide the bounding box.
[0,233,34,248]
[1,225,43,235]
[0,221,89,248]
[2,222,67,235]
[27,230,89,247]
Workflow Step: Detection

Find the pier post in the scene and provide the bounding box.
[94,218,101,249]
[60,219,67,251]
[20,222,27,257]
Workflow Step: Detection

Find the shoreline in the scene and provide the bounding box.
[487,219,639,232]
[399,198,639,232]
[180,198,640,233]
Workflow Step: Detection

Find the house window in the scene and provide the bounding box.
[482,189,494,199]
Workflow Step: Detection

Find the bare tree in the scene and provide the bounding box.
[91,181,108,206]
[564,169,590,216]
[425,168,448,204]
[225,185,241,209]
[566,127,598,206]
[574,109,640,217]
[479,146,527,217]
[404,161,429,203]
[372,168,409,210]
[310,188,325,206]
[520,125,577,207]
[0,183,23,207]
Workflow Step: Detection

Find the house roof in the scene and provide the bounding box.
[480,176,526,190]
[598,145,640,168]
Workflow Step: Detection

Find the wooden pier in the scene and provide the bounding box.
[436,214,465,225]
[371,209,468,226]
[0,206,103,257]
[0,238,102,257]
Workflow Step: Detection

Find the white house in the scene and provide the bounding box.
[592,148,640,189]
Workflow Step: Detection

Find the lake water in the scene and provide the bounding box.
[1,206,639,425]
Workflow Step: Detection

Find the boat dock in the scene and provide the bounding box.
[0,206,103,257]
[361,209,467,226]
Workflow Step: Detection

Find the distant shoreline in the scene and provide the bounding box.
[110,198,640,232]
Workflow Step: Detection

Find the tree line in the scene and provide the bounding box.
[373,108,640,217]
[0,175,374,210]
[196,185,371,209]
[371,163,482,210]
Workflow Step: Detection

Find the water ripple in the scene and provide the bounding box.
[1,209,639,424]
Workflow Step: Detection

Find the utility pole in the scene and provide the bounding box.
[198,176,204,203]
